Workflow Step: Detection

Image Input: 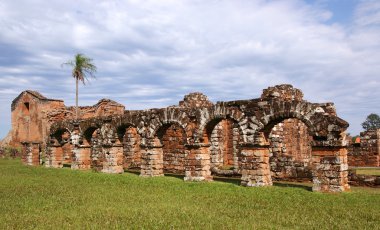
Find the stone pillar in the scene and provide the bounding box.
[71,125,91,170]
[46,144,63,168]
[311,147,350,192]
[184,143,212,182]
[22,142,40,166]
[72,145,91,170]
[240,144,272,187]
[140,138,164,177]
[102,144,124,174]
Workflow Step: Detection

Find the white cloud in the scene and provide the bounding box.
[0,0,379,138]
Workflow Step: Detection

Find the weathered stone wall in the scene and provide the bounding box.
[10,91,124,153]
[160,123,186,174]
[13,84,352,192]
[178,92,213,108]
[123,127,141,170]
[348,129,380,167]
[11,91,66,148]
[269,119,313,180]
[209,119,241,176]
[348,170,380,187]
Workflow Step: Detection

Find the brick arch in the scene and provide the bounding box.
[47,127,73,168]
[152,120,189,145]
[197,107,248,144]
[50,128,71,144]
[50,121,76,138]
[258,111,316,137]
[116,123,137,142]
[82,126,100,146]
[256,109,348,145]
[148,117,189,144]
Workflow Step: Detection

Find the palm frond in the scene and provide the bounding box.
[63,53,97,84]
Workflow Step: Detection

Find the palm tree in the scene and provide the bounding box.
[62,53,97,120]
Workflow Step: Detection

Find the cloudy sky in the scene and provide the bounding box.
[0,0,379,138]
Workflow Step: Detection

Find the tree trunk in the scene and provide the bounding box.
[76,77,78,121]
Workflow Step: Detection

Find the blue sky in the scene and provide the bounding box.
[0,0,379,139]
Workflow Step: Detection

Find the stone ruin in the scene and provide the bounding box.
[347,129,380,167]
[10,84,352,192]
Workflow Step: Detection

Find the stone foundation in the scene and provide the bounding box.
[22,142,40,166]
[311,147,350,192]
[240,146,272,187]
[184,144,212,181]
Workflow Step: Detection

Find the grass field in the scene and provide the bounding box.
[355,168,380,176]
[1,159,379,229]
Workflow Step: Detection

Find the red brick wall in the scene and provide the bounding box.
[123,127,141,169]
[161,124,186,174]
[269,119,313,180]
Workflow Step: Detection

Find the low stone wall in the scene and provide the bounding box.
[348,129,380,167]
[348,169,380,187]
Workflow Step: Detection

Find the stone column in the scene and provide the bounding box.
[311,147,350,192]
[101,144,124,174]
[184,143,212,182]
[46,144,63,168]
[71,125,91,170]
[72,145,91,170]
[240,144,272,187]
[140,138,164,177]
[22,142,40,166]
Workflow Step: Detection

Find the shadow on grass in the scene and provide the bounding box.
[123,169,313,191]
[213,177,241,185]
[164,173,185,180]
[123,171,186,181]
[213,177,313,191]
[63,164,71,168]
[124,169,140,176]
[273,181,312,191]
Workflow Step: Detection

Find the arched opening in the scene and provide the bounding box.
[202,118,241,177]
[50,128,72,168]
[117,125,142,171]
[156,123,187,175]
[266,118,313,182]
[84,127,103,171]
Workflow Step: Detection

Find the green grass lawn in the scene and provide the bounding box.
[355,168,380,176]
[1,159,379,229]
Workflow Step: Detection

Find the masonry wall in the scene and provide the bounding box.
[208,119,241,176]
[348,129,380,167]
[269,119,313,180]
[14,84,353,192]
[123,127,141,170]
[161,124,186,174]
[10,92,125,151]
[11,92,65,147]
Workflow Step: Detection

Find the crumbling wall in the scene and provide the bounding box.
[160,124,186,174]
[123,127,141,170]
[209,119,241,176]
[90,129,103,171]
[11,91,65,148]
[16,84,353,192]
[348,129,380,167]
[178,92,213,108]
[269,119,313,180]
